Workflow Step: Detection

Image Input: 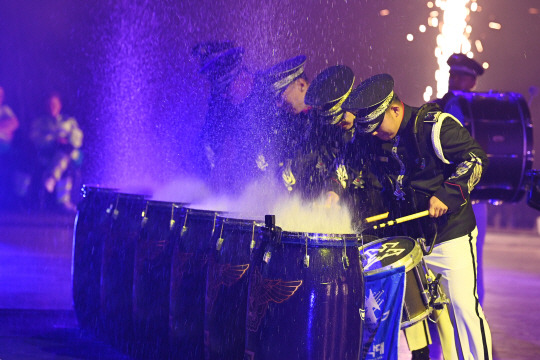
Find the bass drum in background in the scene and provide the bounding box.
[444,91,533,203]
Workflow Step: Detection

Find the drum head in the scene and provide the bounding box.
[445,91,533,203]
[360,236,422,274]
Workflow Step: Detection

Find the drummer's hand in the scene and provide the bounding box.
[429,196,448,218]
[324,191,341,209]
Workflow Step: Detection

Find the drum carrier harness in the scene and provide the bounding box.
[408,102,444,255]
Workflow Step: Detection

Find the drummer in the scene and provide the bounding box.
[339,74,492,360]
[433,53,488,306]
[274,64,349,201]
[433,53,485,110]
[311,68,434,357]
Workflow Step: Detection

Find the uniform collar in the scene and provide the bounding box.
[398,103,413,134]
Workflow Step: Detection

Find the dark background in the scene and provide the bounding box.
[1,0,539,192]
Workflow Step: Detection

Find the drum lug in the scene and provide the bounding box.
[216,237,225,251]
[342,255,349,269]
[414,267,431,307]
[428,273,449,310]
[303,254,310,268]
[359,308,365,322]
[263,250,272,264]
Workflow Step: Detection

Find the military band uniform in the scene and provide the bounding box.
[342,74,492,360]
[280,111,344,201]
[432,53,488,307]
[191,41,246,189]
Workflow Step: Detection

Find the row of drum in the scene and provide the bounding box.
[73,186,429,360]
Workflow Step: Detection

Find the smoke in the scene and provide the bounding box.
[150,175,356,234]
[272,195,354,234]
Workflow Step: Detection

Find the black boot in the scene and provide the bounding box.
[411,346,430,360]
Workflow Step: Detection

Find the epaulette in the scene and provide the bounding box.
[412,103,443,170]
[423,111,441,124]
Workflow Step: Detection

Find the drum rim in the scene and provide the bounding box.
[360,236,423,274]
[279,231,362,246]
[81,185,152,199]
[181,207,222,218]
[400,308,432,329]
[81,184,119,193]
[144,200,189,208]
[218,216,265,227]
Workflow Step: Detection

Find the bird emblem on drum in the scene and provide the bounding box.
[246,268,303,332]
[205,262,250,315]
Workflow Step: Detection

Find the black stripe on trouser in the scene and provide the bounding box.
[468,232,490,360]
[421,320,429,343]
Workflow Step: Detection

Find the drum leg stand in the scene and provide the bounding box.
[427,269,458,360]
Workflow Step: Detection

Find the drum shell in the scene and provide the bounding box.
[131,201,183,359]
[445,91,533,202]
[360,236,429,328]
[169,208,219,360]
[245,233,364,360]
[204,217,265,360]
[72,186,118,333]
[99,192,147,348]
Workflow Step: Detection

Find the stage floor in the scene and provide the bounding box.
[0,210,539,359]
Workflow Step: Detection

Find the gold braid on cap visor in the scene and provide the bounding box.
[356,90,394,133]
[320,78,355,124]
[358,90,394,122]
[273,66,305,94]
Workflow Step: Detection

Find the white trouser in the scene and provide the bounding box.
[423,228,492,360]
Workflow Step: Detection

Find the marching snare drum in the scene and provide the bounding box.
[360,236,430,328]
[444,91,533,203]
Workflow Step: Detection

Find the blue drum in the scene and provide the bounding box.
[204,216,266,359]
[72,185,118,333]
[444,91,533,202]
[244,231,365,360]
[169,208,220,360]
[360,236,430,329]
[99,191,147,349]
[131,200,184,359]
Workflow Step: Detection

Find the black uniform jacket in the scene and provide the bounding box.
[349,104,488,244]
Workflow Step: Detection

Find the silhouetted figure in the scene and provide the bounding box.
[0,86,20,208]
[30,92,83,212]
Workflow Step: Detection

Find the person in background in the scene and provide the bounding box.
[191,40,252,188]
[0,85,20,208]
[0,86,19,153]
[433,52,488,306]
[30,92,83,212]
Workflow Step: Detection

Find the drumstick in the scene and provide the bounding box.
[373,210,429,229]
[364,212,390,223]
